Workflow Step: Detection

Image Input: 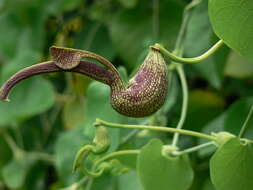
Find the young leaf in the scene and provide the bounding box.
[208,0,253,62]
[137,139,194,190]
[210,138,253,190]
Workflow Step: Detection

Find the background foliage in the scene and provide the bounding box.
[0,0,253,189]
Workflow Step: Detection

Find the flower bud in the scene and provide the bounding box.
[93,126,110,154]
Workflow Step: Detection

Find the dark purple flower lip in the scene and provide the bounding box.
[0,60,115,102]
[0,46,124,102]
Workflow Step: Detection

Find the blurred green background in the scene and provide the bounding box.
[0,0,253,189]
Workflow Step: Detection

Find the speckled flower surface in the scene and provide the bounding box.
[110,49,169,117]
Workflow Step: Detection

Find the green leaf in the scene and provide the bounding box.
[199,96,253,156]
[137,139,194,190]
[208,0,253,62]
[23,162,47,190]
[62,95,86,129]
[2,156,35,189]
[90,174,117,190]
[203,179,215,190]
[1,48,40,81]
[74,23,116,61]
[210,138,253,190]
[184,0,230,88]
[118,171,143,190]
[55,127,90,182]
[109,0,184,69]
[184,90,224,131]
[117,0,138,8]
[225,52,253,78]
[0,137,12,169]
[45,0,84,15]
[0,14,20,58]
[199,113,225,157]
[0,78,55,126]
[224,97,253,139]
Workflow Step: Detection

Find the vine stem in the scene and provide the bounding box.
[1,130,55,163]
[239,104,253,138]
[85,178,94,190]
[120,129,139,146]
[153,40,224,64]
[29,152,55,164]
[173,142,215,156]
[172,65,188,147]
[94,150,140,167]
[1,130,24,158]
[95,118,216,141]
[169,0,194,147]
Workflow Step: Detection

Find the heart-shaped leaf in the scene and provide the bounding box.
[137,139,194,190]
[208,0,253,62]
[210,138,253,190]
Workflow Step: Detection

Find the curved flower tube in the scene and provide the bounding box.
[0,46,169,117]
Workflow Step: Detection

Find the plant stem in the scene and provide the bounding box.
[85,178,94,190]
[1,130,24,158]
[120,129,139,146]
[185,0,203,12]
[172,65,188,147]
[76,177,89,189]
[239,104,253,138]
[1,130,55,163]
[173,142,215,156]
[170,0,205,147]
[29,152,55,164]
[81,165,105,178]
[12,124,24,149]
[61,177,89,190]
[153,40,224,64]
[95,118,216,141]
[94,150,140,167]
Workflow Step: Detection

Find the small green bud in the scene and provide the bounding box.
[93,126,110,154]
